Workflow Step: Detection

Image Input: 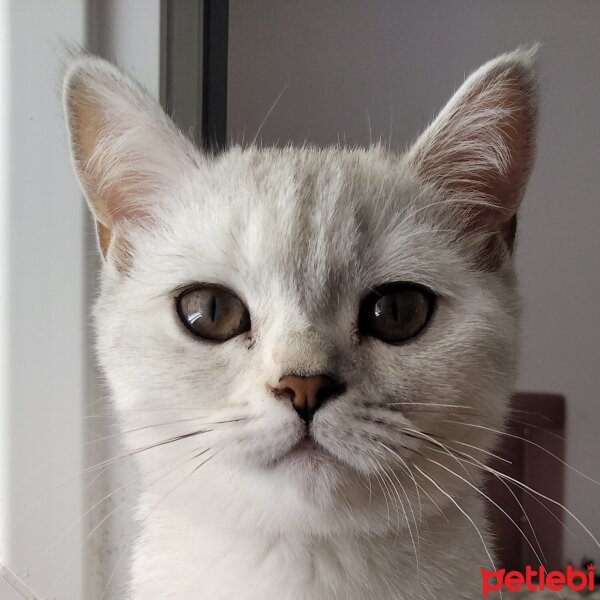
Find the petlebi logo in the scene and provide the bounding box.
[481,564,595,597]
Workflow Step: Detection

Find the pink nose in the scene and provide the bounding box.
[270,375,343,422]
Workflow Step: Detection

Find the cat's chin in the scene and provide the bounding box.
[272,435,334,468]
[262,432,336,474]
[258,433,350,500]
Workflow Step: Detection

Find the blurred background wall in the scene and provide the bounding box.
[0,2,86,599]
[0,2,160,598]
[227,0,600,565]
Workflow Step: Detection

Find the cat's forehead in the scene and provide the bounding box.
[139,146,453,314]
[207,145,406,225]
[196,145,417,258]
[217,147,390,271]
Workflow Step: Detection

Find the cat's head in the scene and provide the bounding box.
[64,48,537,536]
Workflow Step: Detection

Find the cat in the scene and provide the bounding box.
[63,46,538,599]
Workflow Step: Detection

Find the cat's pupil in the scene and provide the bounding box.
[209,294,217,323]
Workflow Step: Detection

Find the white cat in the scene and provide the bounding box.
[63,46,538,599]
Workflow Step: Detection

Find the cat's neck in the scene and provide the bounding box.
[130,493,492,600]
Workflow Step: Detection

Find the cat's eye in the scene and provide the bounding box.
[359,283,435,344]
[176,285,251,342]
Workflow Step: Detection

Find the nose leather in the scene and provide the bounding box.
[271,374,342,423]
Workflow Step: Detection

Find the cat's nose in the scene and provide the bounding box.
[270,375,343,423]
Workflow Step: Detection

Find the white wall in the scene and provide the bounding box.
[0,0,10,572]
[0,2,160,599]
[88,0,162,97]
[0,1,86,599]
[228,0,600,564]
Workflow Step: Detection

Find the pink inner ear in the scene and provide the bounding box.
[409,58,537,248]
[467,68,535,222]
[73,98,155,227]
[65,60,201,258]
[68,86,155,257]
[98,171,154,224]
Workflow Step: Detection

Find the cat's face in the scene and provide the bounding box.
[64,49,537,535]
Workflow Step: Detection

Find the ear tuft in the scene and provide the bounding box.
[406,46,539,256]
[63,56,199,257]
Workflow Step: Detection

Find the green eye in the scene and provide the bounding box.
[359,283,435,343]
[176,285,251,342]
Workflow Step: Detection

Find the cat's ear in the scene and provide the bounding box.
[405,46,538,258]
[63,56,199,258]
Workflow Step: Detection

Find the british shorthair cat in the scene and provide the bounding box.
[64,46,537,599]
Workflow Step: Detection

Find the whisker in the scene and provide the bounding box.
[427,457,546,568]
[508,417,566,442]
[452,449,547,565]
[252,81,288,146]
[446,438,511,464]
[387,402,475,410]
[82,416,248,448]
[381,460,420,572]
[375,445,421,575]
[377,445,448,523]
[0,564,43,600]
[423,422,558,561]
[403,428,473,481]
[443,447,597,551]
[46,443,217,598]
[371,465,391,530]
[85,402,249,414]
[7,427,215,523]
[378,441,423,523]
[101,449,219,600]
[374,456,402,534]
[414,465,500,595]
[365,401,479,414]
[42,439,204,559]
[1,416,247,514]
[10,459,111,535]
[447,420,600,487]
[509,407,553,424]
[417,481,448,523]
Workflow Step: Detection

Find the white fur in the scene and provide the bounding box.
[63,48,538,599]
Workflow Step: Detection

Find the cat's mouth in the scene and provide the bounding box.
[276,432,334,467]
